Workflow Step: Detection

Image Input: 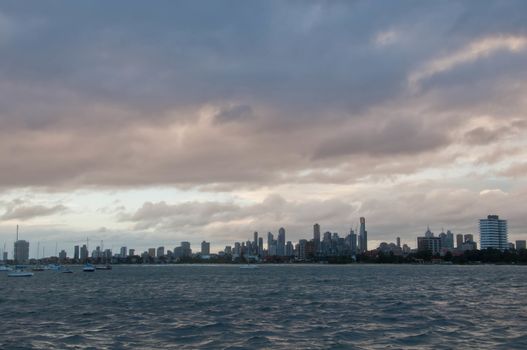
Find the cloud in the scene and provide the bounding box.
[409,35,527,89]
[213,104,254,124]
[0,1,526,250]
[1,201,67,221]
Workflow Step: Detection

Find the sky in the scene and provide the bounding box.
[1,0,527,257]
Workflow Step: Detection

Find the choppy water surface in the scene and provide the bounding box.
[1,265,526,349]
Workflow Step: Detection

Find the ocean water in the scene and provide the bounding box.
[1,264,526,349]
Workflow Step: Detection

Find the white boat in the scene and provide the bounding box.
[83,263,95,272]
[8,270,34,277]
[0,265,13,272]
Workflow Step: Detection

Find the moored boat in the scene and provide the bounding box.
[83,263,95,272]
[8,270,34,277]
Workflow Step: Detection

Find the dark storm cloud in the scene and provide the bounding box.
[0,1,526,188]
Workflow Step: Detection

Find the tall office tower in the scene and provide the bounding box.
[80,244,88,261]
[120,246,127,258]
[359,217,367,253]
[74,245,80,261]
[456,234,464,248]
[277,228,286,256]
[439,231,447,248]
[59,250,67,261]
[201,241,210,255]
[181,242,192,257]
[480,215,508,250]
[267,232,274,251]
[314,223,321,254]
[258,237,264,256]
[464,234,474,242]
[2,251,7,262]
[129,249,135,256]
[286,241,294,256]
[446,230,454,249]
[516,240,526,250]
[14,240,30,264]
[396,237,401,248]
[298,239,307,260]
[253,231,258,249]
[156,246,165,257]
[350,229,357,254]
[234,242,241,255]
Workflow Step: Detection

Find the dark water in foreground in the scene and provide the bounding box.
[1,265,526,349]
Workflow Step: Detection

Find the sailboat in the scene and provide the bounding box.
[83,237,95,272]
[32,242,45,272]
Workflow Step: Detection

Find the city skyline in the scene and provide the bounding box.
[2,214,521,261]
[1,2,527,253]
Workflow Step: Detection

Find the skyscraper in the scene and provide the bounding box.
[445,230,454,249]
[74,245,80,261]
[181,242,192,257]
[350,229,357,255]
[313,223,321,254]
[258,237,264,257]
[201,241,210,255]
[157,246,165,257]
[456,234,463,248]
[120,246,127,258]
[480,215,508,250]
[80,244,88,261]
[14,240,29,264]
[396,237,401,248]
[277,227,286,256]
[359,217,367,253]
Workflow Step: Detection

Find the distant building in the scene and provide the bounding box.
[59,250,67,261]
[120,246,127,258]
[80,245,88,262]
[464,234,474,243]
[258,237,264,257]
[180,242,192,257]
[297,239,307,260]
[2,251,7,262]
[285,241,294,256]
[508,242,515,250]
[14,240,30,264]
[359,217,367,253]
[445,230,454,249]
[417,228,441,255]
[277,228,286,256]
[129,248,135,256]
[157,246,165,257]
[456,234,464,248]
[148,248,156,257]
[396,237,401,248]
[314,223,321,254]
[377,242,402,256]
[201,241,210,255]
[74,245,80,261]
[480,215,508,250]
[516,240,526,250]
